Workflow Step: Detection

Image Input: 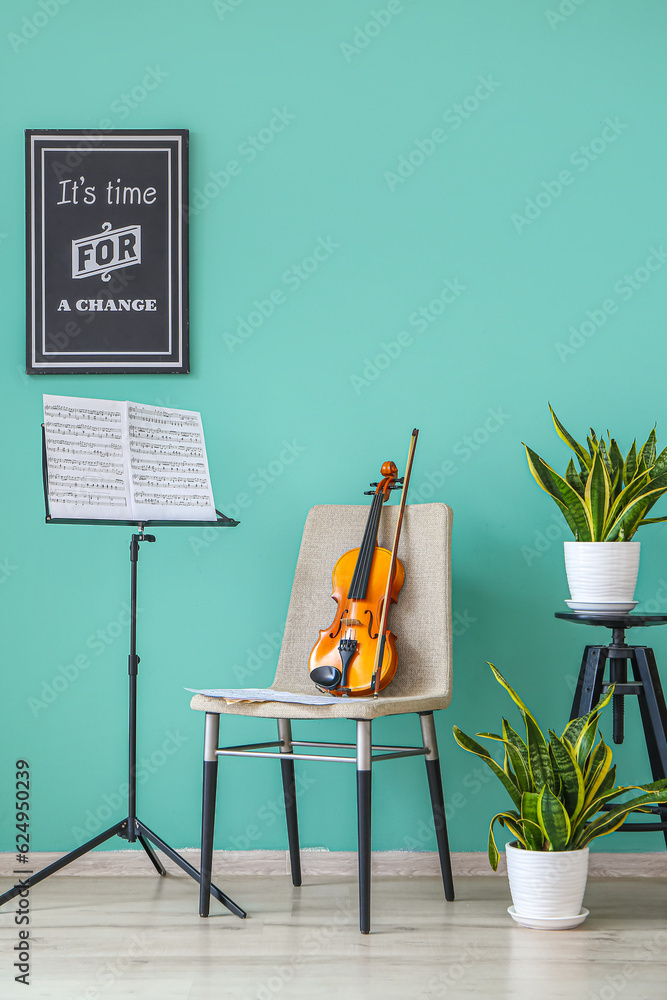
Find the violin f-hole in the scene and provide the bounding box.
[329,607,347,640]
[363,609,377,640]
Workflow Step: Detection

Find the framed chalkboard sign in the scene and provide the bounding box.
[26,129,189,374]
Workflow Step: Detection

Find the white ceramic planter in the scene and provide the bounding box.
[564,541,640,603]
[506,842,589,922]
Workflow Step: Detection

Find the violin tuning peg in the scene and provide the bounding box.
[363,490,375,495]
[396,477,405,484]
[369,482,379,488]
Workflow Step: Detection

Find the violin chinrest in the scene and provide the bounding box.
[310,664,342,689]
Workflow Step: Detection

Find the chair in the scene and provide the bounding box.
[190,502,455,933]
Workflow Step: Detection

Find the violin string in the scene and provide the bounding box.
[341,482,391,673]
[352,514,370,598]
[349,502,370,598]
[353,490,382,599]
[352,493,379,598]
[363,493,382,590]
[357,492,385,652]
[349,492,377,601]
[358,513,375,595]
[346,484,389,651]
[348,501,370,638]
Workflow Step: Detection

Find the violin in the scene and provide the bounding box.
[309,430,419,698]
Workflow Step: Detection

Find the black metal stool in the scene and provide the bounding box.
[556,612,667,844]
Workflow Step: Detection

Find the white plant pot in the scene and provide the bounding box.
[564,541,640,603]
[506,842,589,923]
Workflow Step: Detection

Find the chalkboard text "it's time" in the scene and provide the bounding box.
[57,177,157,206]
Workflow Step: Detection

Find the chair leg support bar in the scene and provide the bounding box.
[278,719,302,887]
[356,719,372,934]
[419,712,455,902]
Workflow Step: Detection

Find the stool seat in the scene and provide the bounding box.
[556,612,667,629]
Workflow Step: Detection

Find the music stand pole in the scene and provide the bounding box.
[128,530,142,847]
[0,524,246,919]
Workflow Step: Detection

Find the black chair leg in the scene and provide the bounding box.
[199,713,220,917]
[419,712,455,902]
[278,719,302,886]
[356,720,372,934]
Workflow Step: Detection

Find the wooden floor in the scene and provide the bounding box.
[1,874,666,999]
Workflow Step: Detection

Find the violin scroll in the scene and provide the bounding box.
[364,461,399,497]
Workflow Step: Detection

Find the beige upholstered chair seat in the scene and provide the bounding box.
[189,691,447,720]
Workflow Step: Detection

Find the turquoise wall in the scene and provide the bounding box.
[2,0,667,856]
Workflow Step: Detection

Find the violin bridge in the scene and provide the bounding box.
[340,618,363,628]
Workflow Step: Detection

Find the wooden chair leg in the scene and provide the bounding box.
[419,712,455,902]
[278,719,302,886]
[199,712,220,916]
[356,720,372,934]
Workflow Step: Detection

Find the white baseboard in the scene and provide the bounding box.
[1,850,665,878]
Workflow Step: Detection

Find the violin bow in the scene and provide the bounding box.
[371,428,419,698]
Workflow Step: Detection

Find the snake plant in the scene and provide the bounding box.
[453,663,667,870]
[523,406,667,540]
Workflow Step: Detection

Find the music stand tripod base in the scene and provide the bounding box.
[0,525,245,919]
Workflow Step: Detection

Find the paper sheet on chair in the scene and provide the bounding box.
[186,687,344,706]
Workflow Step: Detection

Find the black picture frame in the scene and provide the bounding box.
[26,129,189,374]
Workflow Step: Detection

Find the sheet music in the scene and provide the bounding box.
[185,688,352,706]
[43,395,131,520]
[128,402,216,522]
[43,395,218,522]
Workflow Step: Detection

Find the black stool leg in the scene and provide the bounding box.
[356,720,372,934]
[570,645,592,719]
[631,647,667,848]
[572,646,608,718]
[199,713,220,917]
[633,647,667,766]
[419,712,455,902]
[633,647,667,776]
[278,719,302,887]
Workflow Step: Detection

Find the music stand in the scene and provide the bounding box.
[0,429,246,918]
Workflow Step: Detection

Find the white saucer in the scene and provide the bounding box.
[565,600,637,614]
[508,905,589,930]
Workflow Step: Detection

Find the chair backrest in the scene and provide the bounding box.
[272,503,452,699]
